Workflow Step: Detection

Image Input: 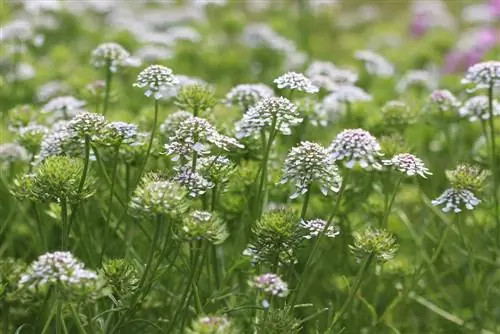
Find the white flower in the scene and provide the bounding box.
[91,42,130,72]
[354,50,395,77]
[328,128,383,169]
[42,96,86,120]
[235,97,302,138]
[160,111,192,138]
[429,89,461,111]
[431,188,481,213]
[300,219,340,239]
[462,61,500,91]
[133,65,180,100]
[327,85,372,103]
[225,83,274,110]
[249,273,289,297]
[173,167,214,197]
[383,153,432,178]
[280,141,342,199]
[397,69,439,93]
[458,95,500,122]
[67,111,107,138]
[0,143,29,162]
[274,72,319,93]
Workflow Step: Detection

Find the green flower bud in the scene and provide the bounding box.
[176,83,217,116]
[101,258,139,305]
[350,228,398,263]
[445,164,489,192]
[180,211,229,245]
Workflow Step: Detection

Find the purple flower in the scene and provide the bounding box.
[490,0,500,17]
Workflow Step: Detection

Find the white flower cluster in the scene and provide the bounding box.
[235,97,302,138]
[273,72,319,94]
[99,121,140,145]
[462,61,500,90]
[328,129,383,169]
[225,83,274,110]
[19,251,98,289]
[326,85,372,104]
[68,111,106,138]
[91,42,131,72]
[429,89,461,111]
[354,50,395,77]
[173,167,214,197]
[249,273,289,297]
[37,121,83,162]
[159,74,207,100]
[42,96,86,121]
[397,70,439,93]
[431,188,481,213]
[458,95,500,122]
[133,64,180,99]
[280,141,342,199]
[383,153,432,178]
[0,143,28,162]
[305,61,359,91]
[164,116,243,161]
[300,218,340,239]
[160,111,192,138]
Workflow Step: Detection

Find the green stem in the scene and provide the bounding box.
[256,118,278,219]
[102,61,113,116]
[327,253,374,332]
[56,300,63,334]
[135,99,159,186]
[381,176,402,228]
[291,171,350,304]
[69,304,87,334]
[3,301,9,334]
[32,202,46,251]
[487,84,500,260]
[61,200,68,250]
[300,186,311,219]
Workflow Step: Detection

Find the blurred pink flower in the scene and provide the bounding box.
[490,0,500,16]
[410,13,429,38]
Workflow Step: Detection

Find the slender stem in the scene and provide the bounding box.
[32,202,46,251]
[381,176,402,228]
[102,62,113,116]
[56,300,63,334]
[300,186,312,219]
[3,301,9,334]
[135,99,159,186]
[327,253,374,332]
[256,118,278,218]
[69,304,88,334]
[487,84,500,260]
[291,170,350,304]
[61,200,68,250]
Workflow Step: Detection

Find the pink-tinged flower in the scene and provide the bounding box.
[490,0,500,17]
[410,13,429,38]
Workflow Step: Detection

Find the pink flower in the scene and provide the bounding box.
[490,0,500,17]
[410,13,430,38]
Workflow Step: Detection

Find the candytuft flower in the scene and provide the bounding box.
[383,153,432,178]
[327,85,372,103]
[98,121,139,146]
[354,49,395,77]
[42,96,86,120]
[328,129,383,169]
[225,83,274,110]
[235,97,302,138]
[187,315,234,334]
[300,218,340,239]
[462,61,500,91]
[431,188,480,213]
[429,89,460,111]
[91,42,130,72]
[280,141,342,199]
[274,72,319,93]
[0,143,29,163]
[458,95,500,122]
[67,111,107,138]
[173,167,214,197]
[160,111,192,139]
[133,64,180,99]
[249,273,289,298]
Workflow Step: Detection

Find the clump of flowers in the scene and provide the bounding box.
[225,83,275,110]
[97,121,139,146]
[176,83,217,115]
[133,64,180,99]
[173,167,214,197]
[279,141,342,198]
[37,121,84,162]
[274,72,319,94]
[243,209,302,266]
[235,97,302,138]
[67,111,107,139]
[129,174,188,219]
[462,61,500,91]
[381,100,415,130]
[326,85,372,104]
[186,315,234,334]
[180,210,229,244]
[328,128,383,169]
[160,111,192,139]
[354,49,395,77]
[42,96,86,120]
[383,153,432,178]
[18,251,99,299]
[429,89,460,111]
[349,228,399,262]
[249,273,289,307]
[432,164,486,213]
[300,218,340,239]
[91,42,131,72]
[458,95,500,122]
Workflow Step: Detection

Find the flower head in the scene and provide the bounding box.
[383,153,432,178]
[187,315,234,334]
[445,164,488,192]
[133,65,180,99]
[274,72,319,93]
[67,111,107,139]
[328,129,383,169]
[250,273,289,298]
[98,121,139,146]
[458,95,500,122]
[0,143,28,163]
[16,124,48,155]
[91,42,130,72]
[350,228,398,262]
[300,218,340,239]
[181,210,229,244]
[160,111,192,139]
[462,61,500,91]
[327,85,372,103]
[225,83,274,110]
[429,89,461,111]
[354,50,395,77]
[280,141,342,199]
[235,96,302,138]
[42,96,86,120]
[173,167,214,197]
[431,188,480,213]
[19,251,99,298]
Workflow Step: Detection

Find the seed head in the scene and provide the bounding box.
[181,210,229,245]
[16,124,48,155]
[300,218,340,239]
[129,175,188,219]
[445,164,488,192]
[462,61,500,91]
[101,258,139,301]
[274,72,319,94]
[225,83,274,110]
[431,188,480,213]
[350,228,398,263]
[458,95,500,122]
[133,65,180,100]
[249,273,289,298]
[383,153,432,178]
[235,96,302,138]
[91,42,130,72]
[354,50,395,77]
[328,128,383,169]
[280,141,342,199]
